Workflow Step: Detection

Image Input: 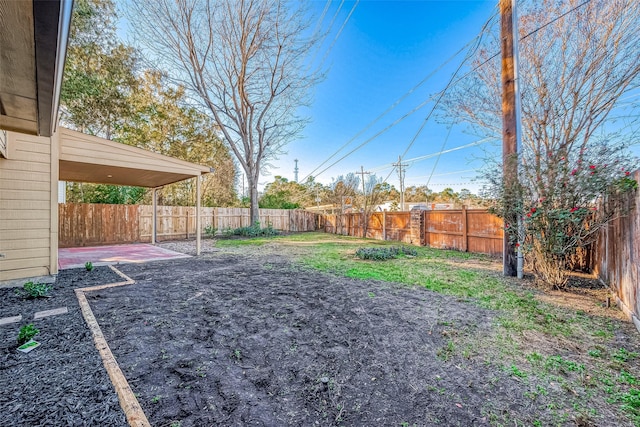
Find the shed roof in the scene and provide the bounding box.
[58,127,211,188]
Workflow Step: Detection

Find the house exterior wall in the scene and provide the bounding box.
[0,131,57,282]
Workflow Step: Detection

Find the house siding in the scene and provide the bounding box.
[0,131,56,282]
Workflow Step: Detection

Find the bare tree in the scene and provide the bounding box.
[446,0,640,147]
[443,0,640,287]
[130,0,321,223]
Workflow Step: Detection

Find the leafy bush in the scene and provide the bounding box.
[18,324,39,345]
[232,222,279,237]
[204,225,217,238]
[85,261,93,271]
[16,281,52,299]
[355,246,418,261]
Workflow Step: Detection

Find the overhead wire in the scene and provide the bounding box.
[445,0,594,105]
[309,0,595,188]
[381,13,495,187]
[414,0,594,189]
[308,0,345,68]
[319,0,360,67]
[303,12,499,181]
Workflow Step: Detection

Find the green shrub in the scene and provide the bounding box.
[16,281,52,299]
[232,221,279,237]
[85,261,94,271]
[355,246,418,261]
[18,324,39,345]
[204,225,217,237]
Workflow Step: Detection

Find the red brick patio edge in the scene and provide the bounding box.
[75,266,151,427]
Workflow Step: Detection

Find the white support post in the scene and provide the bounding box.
[152,188,157,245]
[196,175,202,256]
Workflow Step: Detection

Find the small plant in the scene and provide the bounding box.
[204,225,217,238]
[85,261,93,271]
[613,348,638,363]
[18,323,39,345]
[437,340,456,361]
[355,246,418,261]
[151,395,162,404]
[588,349,602,358]
[509,364,528,378]
[222,227,234,237]
[16,281,51,299]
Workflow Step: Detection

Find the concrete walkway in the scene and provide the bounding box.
[58,244,190,270]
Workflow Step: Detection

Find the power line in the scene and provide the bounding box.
[310,97,435,180]
[446,0,594,100]
[320,0,360,66]
[369,137,495,173]
[411,168,480,179]
[425,126,453,188]
[308,0,594,184]
[408,0,595,188]
[308,0,345,67]
[302,14,498,182]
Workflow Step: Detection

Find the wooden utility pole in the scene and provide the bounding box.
[500,0,519,277]
[356,166,370,237]
[393,155,409,210]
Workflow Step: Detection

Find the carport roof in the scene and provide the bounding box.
[58,127,211,188]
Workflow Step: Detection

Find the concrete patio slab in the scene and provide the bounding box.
[58,244,190,270]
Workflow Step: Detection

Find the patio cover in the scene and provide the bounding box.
[58,126,211,254]
[59,127,211,187]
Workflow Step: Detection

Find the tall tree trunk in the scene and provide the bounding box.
[247,175,260,225]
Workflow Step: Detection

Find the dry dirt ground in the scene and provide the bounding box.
[88,242,638,427]
[1,238,637,426]
[89,254,507,426]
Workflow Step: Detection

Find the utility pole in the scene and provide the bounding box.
[355,166,370,202]
[356,166,370,237]
[294,159,299,183]
[500,0,522,277]
[392,155,409,210]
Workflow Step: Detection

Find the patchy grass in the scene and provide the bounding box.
[216,232,640,426]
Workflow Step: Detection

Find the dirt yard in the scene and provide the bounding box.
[85,248,636,427]
[1,237,638,426]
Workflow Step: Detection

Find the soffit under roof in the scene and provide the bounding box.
[58,128,211,188]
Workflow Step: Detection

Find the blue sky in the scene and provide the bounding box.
[270,0,499,193]
[119,0,638,195]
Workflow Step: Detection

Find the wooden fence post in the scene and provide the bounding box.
[462,205,468,252]
[383,211,387,241]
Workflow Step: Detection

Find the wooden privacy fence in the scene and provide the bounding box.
[59,204,319,247]
[324,212,413,243]
[594,170,640,328]
[422,207,503,256]
[59,203,140,247]
[322,208,503,256]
